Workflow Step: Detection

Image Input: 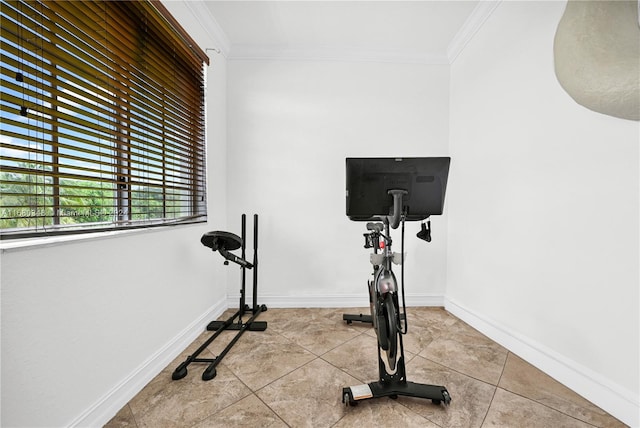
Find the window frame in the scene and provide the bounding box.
[0,0,209,240]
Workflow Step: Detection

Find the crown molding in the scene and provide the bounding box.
[174,0,500,66]
[447,0,502,64]
[228,44,450,65]
[181,1,231,58]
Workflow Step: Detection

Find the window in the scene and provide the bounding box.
[0,0,209,238]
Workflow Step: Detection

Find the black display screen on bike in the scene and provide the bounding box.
[345,157,451,222]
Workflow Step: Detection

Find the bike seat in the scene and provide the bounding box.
[201,231,242,251]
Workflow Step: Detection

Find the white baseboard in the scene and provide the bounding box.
[69,298,227,428]
[228,293,445,308]
[444,298,639,428]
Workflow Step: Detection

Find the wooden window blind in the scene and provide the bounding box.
[0,0,209,238]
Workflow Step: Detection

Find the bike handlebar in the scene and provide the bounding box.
[366,222,384,232]
[387,189,408,230]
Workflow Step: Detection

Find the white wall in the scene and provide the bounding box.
[446,2,639,425]
[0,3,228,426]
[1,226,216,427]
[226,60,450,307]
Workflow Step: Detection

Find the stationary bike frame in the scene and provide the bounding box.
[365,221,401,373]
[343,190,451,407]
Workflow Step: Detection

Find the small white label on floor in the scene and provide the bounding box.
[350,384,373,400]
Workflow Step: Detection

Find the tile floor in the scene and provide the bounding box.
[105,307,627,428]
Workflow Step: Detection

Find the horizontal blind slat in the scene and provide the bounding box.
[0,0,207,237]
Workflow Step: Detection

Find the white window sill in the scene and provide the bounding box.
[0,223,204,253]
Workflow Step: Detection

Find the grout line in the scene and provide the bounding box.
[490,386,607,428]
[185,366,254,427]
[478,350,509,427]
[412,353,502,390]
[481,352,613,428]
[253,392,292,428]
[204,321,299,424]
[495,351,510,386]
[128,404,141,428]
[319,329,370,358]
[479,386,500,428]
[496,386,610,428]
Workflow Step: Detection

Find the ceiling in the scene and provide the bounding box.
[204,1,481,63]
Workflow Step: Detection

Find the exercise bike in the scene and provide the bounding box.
[342,157,451,407]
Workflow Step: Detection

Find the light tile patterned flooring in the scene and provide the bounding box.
[105,307,626,428]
